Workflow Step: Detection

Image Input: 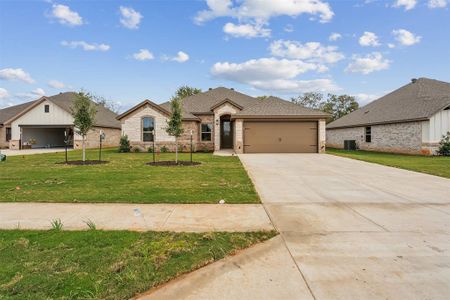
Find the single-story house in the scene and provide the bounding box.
[327,78,450,155]
[117,87,329,153]
[0,92,121,150]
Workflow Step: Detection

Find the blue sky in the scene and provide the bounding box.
[0,0,449,111]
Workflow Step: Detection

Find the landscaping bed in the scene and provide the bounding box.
[56,160,109,165]
[0,148,259,203]
[146,161,201,166]
[0,229,276,299]
[327,148,450,179]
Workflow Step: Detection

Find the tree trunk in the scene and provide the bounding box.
[82,135,86,162]
[175,138,178,164]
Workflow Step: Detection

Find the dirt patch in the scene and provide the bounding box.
[56,160,109,165]
[146,161,201,167]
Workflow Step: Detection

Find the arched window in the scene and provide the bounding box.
[142,117,154,142]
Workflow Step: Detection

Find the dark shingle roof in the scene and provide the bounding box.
[161,87,259,114]
[328,78,450,129]
[0,92,121,129]
[158,102,200,120]
[234,96,329,117]
[0,101,37,125]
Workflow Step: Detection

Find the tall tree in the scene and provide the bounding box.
[166,96,184,163]
[92,94,121,114]
[322,94,359,121]
[173,86,201,99]
[256,95,269,100]
[71,92,97,162]
[291,92,324,110]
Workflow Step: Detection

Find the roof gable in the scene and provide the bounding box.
[210,98,244,111]
[117,99,170,120]
[328,78,450,129]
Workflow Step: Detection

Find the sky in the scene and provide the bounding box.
[0,0,449,112]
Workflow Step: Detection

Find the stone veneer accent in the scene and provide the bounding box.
[0,127,7,149]
[74,127,121,149]
[234,119,244,154]
[212,103,240,151]
[318,119,326,153]
[327,121,424,154]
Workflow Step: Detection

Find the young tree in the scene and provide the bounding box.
[291,92,324,110]
[166,96,184,163]
[71,92,97,162]
[322,94,359,122]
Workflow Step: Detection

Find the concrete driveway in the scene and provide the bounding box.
[239,154,450,299]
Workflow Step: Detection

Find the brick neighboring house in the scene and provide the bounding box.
[327,78,450,155]
[117,87,329,153]
[0,92,121,150]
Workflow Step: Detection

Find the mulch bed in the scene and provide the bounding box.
[56,160,109,165]
[146,161,201,167]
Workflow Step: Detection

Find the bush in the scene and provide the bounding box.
[438,132,450,156]
[160,145,168,153]
[119,135,131,153]
[147,147,154,153]
[132,146,143,153]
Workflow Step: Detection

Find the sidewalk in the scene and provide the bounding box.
[0,203,273,232]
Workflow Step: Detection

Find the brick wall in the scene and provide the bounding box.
[327,122,424,154]
[74,127,121,149]
[0,127,7,148]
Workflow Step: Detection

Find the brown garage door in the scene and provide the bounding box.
[244,121,318,153]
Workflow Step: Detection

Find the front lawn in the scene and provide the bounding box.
[0,230,275,299]
[0,149,259,203]
[327,148,450,178]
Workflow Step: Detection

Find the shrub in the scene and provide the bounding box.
[132,146,142,153]
[147,147,154,153]
[119,135,131,153]
[160,145,168,153]
[438,132,450,156]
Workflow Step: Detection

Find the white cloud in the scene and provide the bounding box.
[210,57,340,93]
[223,22,271,38]
[61,40,110,51]
[119,6,143,29]
[172,51,190,63]
[0,68,35,83]
[48,80,66,89]
[32,88,46,97]
[329,32,342,41]
[428,0,447,8]
[345,52,391,74]
[284,24,294,32]
[133,49,154,61]
[51,4,83,26]
[393,0,417,10]
[359,31,380,47]
[0,88,9,99]
[354,93,380,105]
[269,40,345,64]
[195,0,334,24]
[392,29,421,46]
[388,43,396,48]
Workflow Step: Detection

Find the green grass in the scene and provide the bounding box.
[0,149,259,203]
[0,229,276,300]
[327,148,450,178]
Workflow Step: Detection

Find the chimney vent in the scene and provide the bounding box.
[411,78,417,84]
[208,88,212,90]
[230,88,234,90]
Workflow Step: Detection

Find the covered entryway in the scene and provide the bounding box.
[243,121,318,153]
[220,115,234,149]
[20,125,73,149]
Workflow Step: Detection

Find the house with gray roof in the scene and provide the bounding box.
[0,92,121,150]
[327,78,450,155]
[117,87,329,153]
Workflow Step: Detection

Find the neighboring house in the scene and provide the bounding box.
[327,78,450,155]
[117,87,329,153]
[0,92,121,150]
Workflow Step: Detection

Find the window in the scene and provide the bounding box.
[44,105,50,113]
[201,123,212,141]
[365,126,372,143]
[142,117,154,142]
[6,128,11,142]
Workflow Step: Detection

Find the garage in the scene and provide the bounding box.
[243,121,318,153]
[21,126,73,149]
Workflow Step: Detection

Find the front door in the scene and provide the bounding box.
[220,119,233,149]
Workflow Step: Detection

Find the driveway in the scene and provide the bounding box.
[239,154,450,299]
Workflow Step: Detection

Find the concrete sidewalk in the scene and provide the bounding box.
[0,203,273,232]
[1,148,72,156]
